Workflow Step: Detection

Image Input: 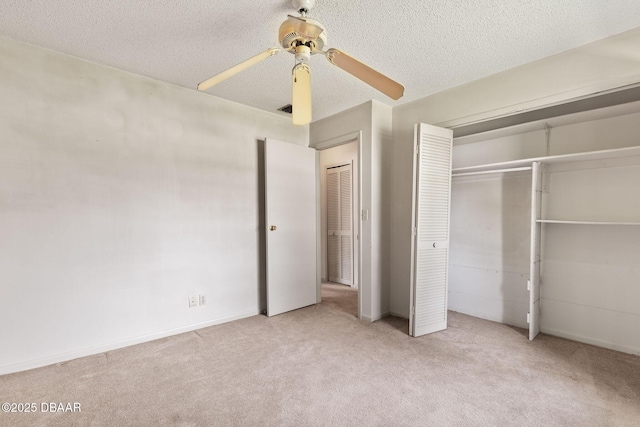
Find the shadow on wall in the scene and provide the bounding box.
[257,139,267,314]
[448,171,530,330]
[500,172,532,331]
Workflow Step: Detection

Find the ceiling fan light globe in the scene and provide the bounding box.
[295,45,311,62]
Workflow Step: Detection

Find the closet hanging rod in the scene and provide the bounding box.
[452,166,532,177]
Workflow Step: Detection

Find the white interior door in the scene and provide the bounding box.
[265,138,317,317]
[327,164,353,285]
[410,123,453,337]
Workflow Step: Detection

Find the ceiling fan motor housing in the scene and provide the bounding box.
[279,17,327,52]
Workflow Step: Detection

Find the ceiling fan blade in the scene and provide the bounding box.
[325,48,404,100]
[284,15,324,40]
[197,47,280,91]
[292,63,312,125]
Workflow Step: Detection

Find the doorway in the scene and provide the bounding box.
[317,136,360,318]
[326,163,354,286]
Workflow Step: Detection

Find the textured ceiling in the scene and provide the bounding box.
[2,0,640,122]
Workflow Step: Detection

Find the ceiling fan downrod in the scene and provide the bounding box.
[293,0,315,16]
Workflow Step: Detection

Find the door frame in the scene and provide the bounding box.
[314,131,362,319]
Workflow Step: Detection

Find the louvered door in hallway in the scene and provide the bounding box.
[326,164,353,286]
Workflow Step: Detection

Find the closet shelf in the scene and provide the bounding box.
[452,145,640,174]
[537,220,640,226]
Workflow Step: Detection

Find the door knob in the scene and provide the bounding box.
[270,226,277,231]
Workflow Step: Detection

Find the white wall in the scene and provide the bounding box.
[319,141,359,285]
[449,172,532,328]
[0,36,307,374]
[548,108,640,155]
[448,105,640,354]
[390,26,640,318]
[453,130,547,169]
[371,101,393,319]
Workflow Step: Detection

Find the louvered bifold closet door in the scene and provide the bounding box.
[327,171,340,282]
[410,123,453,337]
[326,164,353,285]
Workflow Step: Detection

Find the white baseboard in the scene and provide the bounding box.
[389,311,409,319]
[361,311,390,323]
[0,310,259,376]
[541,327,640,356]
[448,305,529,330]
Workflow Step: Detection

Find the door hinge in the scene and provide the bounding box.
[412,227,417,236]
[527,280,531,291]
[415,144,420,155]
[527,312,531,324]
[410,306,415,316]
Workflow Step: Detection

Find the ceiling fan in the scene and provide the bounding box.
[197,0,404,125]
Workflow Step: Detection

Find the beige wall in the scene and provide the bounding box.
[370,101,393,318]
[0,36,307,374]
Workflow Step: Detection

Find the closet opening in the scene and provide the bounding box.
[448,92,640,353]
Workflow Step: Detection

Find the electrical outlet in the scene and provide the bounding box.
[188,296,198,308]
[199,294,206,306]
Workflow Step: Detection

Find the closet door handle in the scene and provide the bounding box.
[433,242,436,248]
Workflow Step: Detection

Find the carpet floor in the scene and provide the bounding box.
[1,283,639,426]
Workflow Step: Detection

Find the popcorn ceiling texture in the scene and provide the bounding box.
[1,0,640,121]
